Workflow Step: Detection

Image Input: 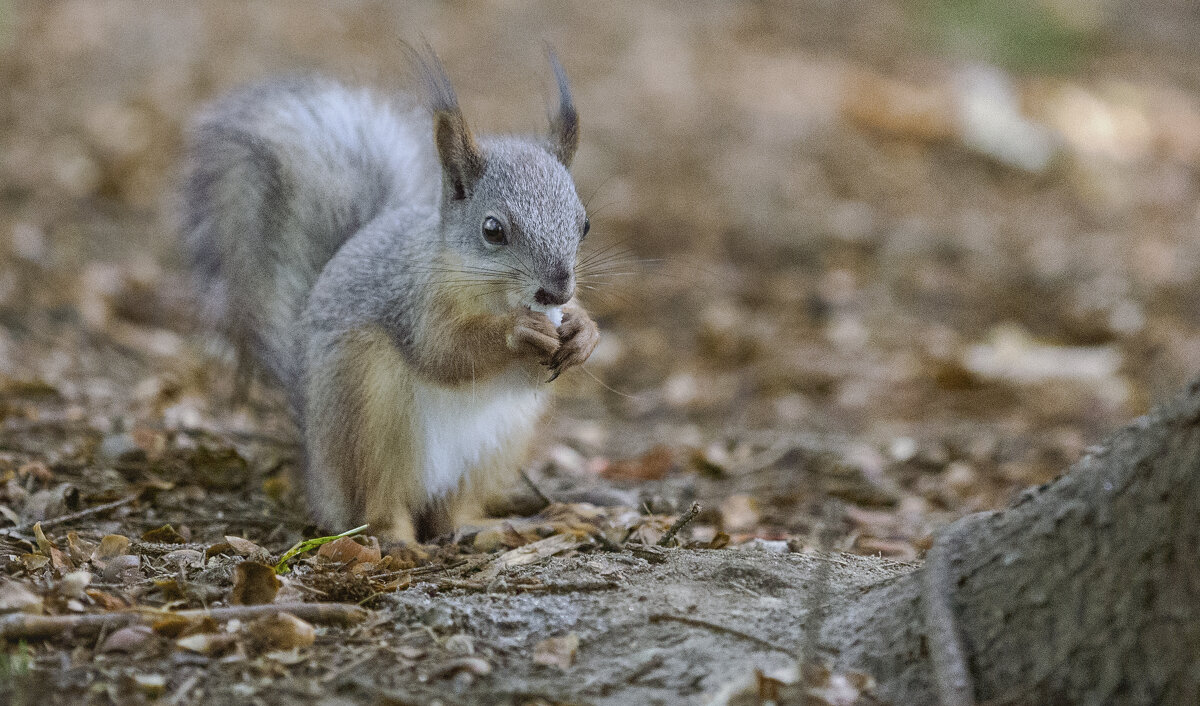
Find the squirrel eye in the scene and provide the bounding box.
[582,217,591,239]
[481,216,506,245]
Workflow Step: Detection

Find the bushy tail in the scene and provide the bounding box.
[180,77,430,398]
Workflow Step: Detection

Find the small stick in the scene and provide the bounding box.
[657,502,701,547]
[648,613,792,654]
[0,602,366,641]
[519,470,553,509]
[0,495,138,537]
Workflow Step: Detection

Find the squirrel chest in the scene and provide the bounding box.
[356,331,548,500]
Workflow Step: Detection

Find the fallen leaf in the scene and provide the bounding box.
[532,632,580,671]
[101,554,141,583]
[162,549,205,567]
[0,580,43,613]
[477,533,587,581]
[32,523,70,571]
[245,612,315,652]
[85,589,128,611]
[129,674,166,698]
[231,561,281,605]
[316,535,381,566]
[602,445,675,482]
[224,536,269,561]
[94,534,131,560]
[141,524,186,544]
[430,657,492,679]
[176,632,236,656]
[101,625,154,653]
[65,533,93,565]
[17,461,53,484]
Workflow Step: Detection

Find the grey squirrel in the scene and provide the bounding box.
[180,48,600,542]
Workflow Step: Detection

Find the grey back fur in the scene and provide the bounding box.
[180,52,587,414]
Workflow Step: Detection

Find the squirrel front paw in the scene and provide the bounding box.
[547,308,600,381]
[506,308,561,365]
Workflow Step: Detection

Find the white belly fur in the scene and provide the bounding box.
[411,370,547,499]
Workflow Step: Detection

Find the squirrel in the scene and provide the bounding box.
[180,47,600,542]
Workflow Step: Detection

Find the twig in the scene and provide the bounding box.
[168,673,201,705]
[0,602,366,641]
[519,469,553,509]
[0,495,138,537]
[648,613,793,654]
[657,502,701,547]
[434,578,618,594]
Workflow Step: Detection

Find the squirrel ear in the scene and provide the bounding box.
[546,49,579,167]
[408,42,484,200]
[433,111,484,201]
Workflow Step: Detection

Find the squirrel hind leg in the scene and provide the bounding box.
[411,496,454,543]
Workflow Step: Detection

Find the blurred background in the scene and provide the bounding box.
[2,0,1200,555]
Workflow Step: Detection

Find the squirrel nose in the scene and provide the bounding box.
[534,286,572,306]
[535,270,573,306]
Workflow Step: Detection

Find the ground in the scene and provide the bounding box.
[1,1,1200,704]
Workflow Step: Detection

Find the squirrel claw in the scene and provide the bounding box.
[545,367,563,383]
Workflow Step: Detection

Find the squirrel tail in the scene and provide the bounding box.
[179,77,428,397]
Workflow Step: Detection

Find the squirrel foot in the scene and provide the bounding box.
[507,308,561,365]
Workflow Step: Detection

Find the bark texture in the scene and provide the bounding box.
[823,379,1200,704]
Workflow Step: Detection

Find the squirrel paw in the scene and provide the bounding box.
[507,308,561,365]
[547,309,600,381]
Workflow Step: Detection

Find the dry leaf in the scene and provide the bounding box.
[101,625,154,653]
[231,561,281,605]
[223,537,267,559]
[316,535,381,566]
[477,533,587,581]
[65,532,93,565]
[129,673,166,698]
[141,524,186,544]
[94,534,131,560]
[176,632,236,656]
[532,632,580,671]
[602,445,675,481]
[85,589,128,611]
[245,612,315,652]
[0,580,43,613]
[33,523,70,571]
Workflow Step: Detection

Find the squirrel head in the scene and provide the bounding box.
[413,46,586,311]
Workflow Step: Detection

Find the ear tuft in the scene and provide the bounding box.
[546,49,579,167]
[406,41,484,200]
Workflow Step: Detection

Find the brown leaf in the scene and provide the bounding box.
[245,612,315,652]
[33,523,70,571]
[532,632,580,671]
[224,535,268,559]
[17,461,53,484]
[85,589,128,611]
[477,533,587,581]
[0,580,43,613]
[153,578,186,601]
[141,524,186,544]
[101,625,154,653]
[176,632,236,656]
[93,534,131,560]
[153,615,218,639]
[231,561,281,605]
[602,445,675,482]
[316,535,381,567]
[65,532,94,565]
[384,543,431,569]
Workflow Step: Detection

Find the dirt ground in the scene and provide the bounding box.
[2,1,1200,703]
